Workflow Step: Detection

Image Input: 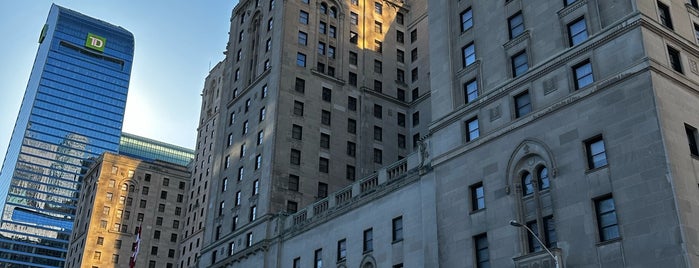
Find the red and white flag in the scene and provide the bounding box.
[129,224,142,268]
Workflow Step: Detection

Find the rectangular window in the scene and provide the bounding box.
[349,51,358,65]
[514,91,532,118]
[526,220,541,252]
[375,21,382,33]
[694,23,699,43]
[573,60,594,89]
[289,175,300,191]
[363,228,373,252]
[544,216,558,248]
[470,182,485,211]
[348,96,357,111]
[249,206,257,221]
[320,133,330,149]
[295,78,305,93]
[595,195,620,241]
[257,130,264,145]
[374,80,383,93]
[314,249,323,268]
[686,124,699,156]
[464,79,478,103]
[299,10,309,24]
[348,118,357,134]
[349,72,357,86]
[321,110,331,125]
[374,2,382,14]
[337,239,347,262]
[511,50,528,77]
[297,53,306,67]
[317,182,328,198]
[317,42,326,55]
[461,8,473,31]
[374,60,382,74]
[411,67,418,82]
[255,155,262,170]
[410,29,417,43]
[474,234,490,268]
[668,46,683,73]
[293,258,301,268]
[293,101,304,116]
[508,12,525,39]
[374,104,383,119]
[392,216,404,242]
[375,40,383,53]
[658,1,673,29]
[585,135,608,169]
[287,200,298,213]
[398,134,406,149]
[350,12,358,25]
[292,124,303,140]
[291,149,301,165]
[397,30,404,43]
[398,112,406,127]
[319,157,329,173]
[462,43,476,67]
[466,117,480,142]
[322,87,332,102]
[568,17,588,46]
[397,49,405,63]
[347,141,356,157]
[259,107,266,121]
[397,69,405,83]
[411,48,418,62]
[346,165,356,180]
[374,126,383,141]
[374,148,383,164]
[319,22,326,34]
[412,112,420,126]
[350,31,358,44]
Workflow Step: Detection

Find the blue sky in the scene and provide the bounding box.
[0,1,237,160]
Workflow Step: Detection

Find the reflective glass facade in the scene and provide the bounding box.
[0,5,134,267]
[119,132,194,166]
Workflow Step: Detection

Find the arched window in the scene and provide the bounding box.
[121,183,128,191]
[129,184,135,192]
[330,6,337,18]
[363,263,374,268]
[320,3,328,14]
[538,166,550,190]
[521,172,533,196]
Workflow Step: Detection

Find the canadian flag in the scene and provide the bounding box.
[129,224,142,268]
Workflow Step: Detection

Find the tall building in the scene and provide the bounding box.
[192,0,699,267]
[0,4,134,267]
[180,0,430,266]
[65,133,193,268]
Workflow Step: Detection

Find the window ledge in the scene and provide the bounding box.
[469,208,486,215]
[391,238,404,245]
[585,165,608,174]
[596,237,622,246]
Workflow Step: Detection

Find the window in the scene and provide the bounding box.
[240,144,247,158]
[297,53,306,67]
[317,182,328,198]
[257,130,264,145]
[293,101,304,116]
[349,72,357,86]
[374,2,382,14]
[511,51,528,77]
[392,216,403,241]
[348,118,357,134]
[319,22,327,34]
[293,257,301,268]
[322,87,331,102]
[318,42,326,55]
[287,201,298,213]
[397,30,404,43]
[337,239,347,262]
[595,195,620,241]
[93,251,102,260]
[142,186,149,195]
[319,157,329,173]
[97,237,104,245]
[462,43,476,67]
[374,126,383,141]
[412,112,420,126]
[243,120,249,134]
[397,49,405,63]
[238,166,245,180]
[348,96,357,111]
[398,113,406,127]
[292,124,303,140]
[374,104,382,119]
[363,228,373,252]
[320,133,330,149]
[259,107,266,121]
[321,110,331,125]
[266,38,272,52]
[568,17,588,46]
[522,171,534,196]
[474,234,490,268]
[295,78,305,93]
[585,135,608,169]
[544,216,558,248]
[346,141,357,157]
[375,40,383,53]
[291,149,301,165]
[374,148,383,164]
[461,8,473,31]
[694,23,699,43]
[464,79,478,103]
[411,67,418,82]
[314,249,323,268]
[564,0,577,6]
[573,60,594,89]
[396,12,404,24]
[374,80,383,92]
[397,69,405,83]
[691,0,699,9]
[246,232,254,246]
[508,12,525,39]
[413,133,421,149]
[526,220,541,252]
[249,206,257,221]
[466,117,479,142]
[350,12,358,25]
[255,155,262,170]
[349,51,358,65]
[375,21,382,33]
[329,26,337,38]
[253,180,259,195]
[158,204,166,212]
[471,182,485,211]
[668,46,683,73]
[658,1,673,29]
[160,191,168,200]
[299,10,309,24]
[374,60,382,74]
[289,175,300,191]
[410,29,417,43]
[346,165,356,180]
[219,202,225,216]
[686,124,699,156]
[411,48,418,62]
[227,133,234,147]
[514,91,531,118]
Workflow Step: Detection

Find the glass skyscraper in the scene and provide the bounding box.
[0,5,134,267]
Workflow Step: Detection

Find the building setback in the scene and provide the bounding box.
[65,133,193,268]
[190,0,699,267]
[0,4,134,267]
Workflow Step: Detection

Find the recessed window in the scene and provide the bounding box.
[363,228,373,252]
[539,166,550,190]
[299,10,309,24]
[410,29,418,43]
[521,172,533,196]
[397,49,405,63]
[320,133,330,149]
[337,239,347,262]
[321,110,331,125]
[375,21,382,33]
[314,249,323,268]
[322,87,332,102]
[398,134,406,149]
[374,2,382,14]
[573,60,593,89]
[508,12,525,39]
[514,91,532,118]
[397,112,406,127]
[392,216,404,241]
[317,42,325,55]
[462,43,476,67]
[317,182,328,198]
[290,149,301,165]
[461,8,473,32]
[374,80,383,93]
[349,51,358,65]
[373,148,383,164]
[464,79,478,103]
[287,201,298,213]
[375,40,383,53]
[319,157,329,173]
[685,124,699,156]
[293,101,304,116]
[585,135,608,169]
[295,77,305,93]
[466,117,479,142]
[350,12,358,25]
[595,195,620,241]
[470,182,485,211]
[511,50,528,77]
[292,124,302,140]
[288,175,300,191]
[348,118,357,134]
[474,234,490,268]
[347,141,356,157]
[694,23,699,43]
[564,0,578,6]
[397,30,404,44]
[668,46,683,73]
[373,126,383,141]
[657,1,673,30]
[568,17,588,46]
[691,0,699,9]
[374,60,382,74]
[374,104,383,119]
[412,112,420,126]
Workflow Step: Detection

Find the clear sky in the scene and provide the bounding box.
[0,1,238,161]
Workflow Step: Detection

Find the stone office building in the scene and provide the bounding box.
[194,0,699,267]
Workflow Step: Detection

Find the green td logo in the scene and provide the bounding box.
[85,33,106,52]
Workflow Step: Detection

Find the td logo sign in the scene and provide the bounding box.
[85,33,106,52]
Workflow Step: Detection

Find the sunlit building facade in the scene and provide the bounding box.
[65,134,193,268]
[0,4,134,267]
